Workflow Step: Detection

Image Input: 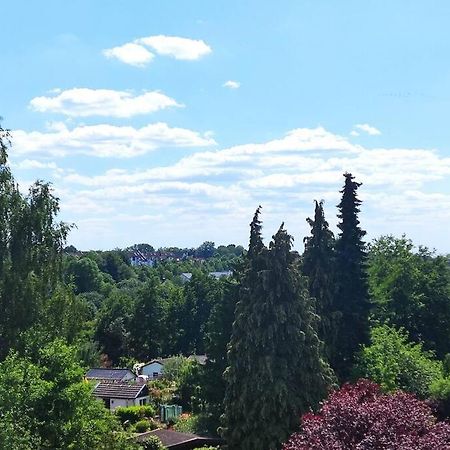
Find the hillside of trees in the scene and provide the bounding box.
[1,124,450,449]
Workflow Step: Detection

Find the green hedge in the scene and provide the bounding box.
[115,405,155,424]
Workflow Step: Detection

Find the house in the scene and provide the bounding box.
[85,368,136,383]
[134,429,222,450]
[179,271,232,283]
[140,360,165,379]
[179,272,193,283]
[209,270,233,279]
[93,382,150,411]
[130,249,155,267]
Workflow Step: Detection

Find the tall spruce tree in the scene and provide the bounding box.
[223,208,331,450]
[334,173,369,379]
[303,200,338,362]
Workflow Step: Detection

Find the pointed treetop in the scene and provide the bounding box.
[248,205,264,257]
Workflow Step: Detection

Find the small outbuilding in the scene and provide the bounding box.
[93,382,150,411]
[140,360,165,379]
[135,429,222,449]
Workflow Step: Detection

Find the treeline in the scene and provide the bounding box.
[1,123,450,449]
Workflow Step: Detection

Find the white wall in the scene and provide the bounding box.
[109,396,150,411]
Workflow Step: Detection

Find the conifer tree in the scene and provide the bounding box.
[223,209,331,450]
[334,173,369,379]
[303,200,338,362]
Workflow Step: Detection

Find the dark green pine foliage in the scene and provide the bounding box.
[223,208,331,450]
[334,173,370,379]
[303,200,339,363]
[201,278,239,434]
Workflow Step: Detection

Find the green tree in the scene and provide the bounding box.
[129,276,166,360]
[368,235,450,357]
[0,126,70,359]
[223,209,332,450]
[95,290,133,364]
[334,173,369,379]
[302,200,338,362]
[65,256,104,293]
[0,341,133,449]
[201,279,239,433]
[356,325,442,397]
[179,271,222,354]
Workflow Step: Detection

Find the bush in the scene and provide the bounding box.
[139,435,166,450]
[115,405,155,424]
[430,376,450,419]
[134,420,151,433]
[283,379,450,449]
[356,325,442,397]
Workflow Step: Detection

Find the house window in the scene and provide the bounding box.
[153,372,159,378]
[139,398,147,406]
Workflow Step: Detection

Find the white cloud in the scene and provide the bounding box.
[354,123,381,135]
[103,42,154,67]
[14,125,450,251]
[12,122,216,158]
[29,88,182,118]
[103,35,212,66]
[13,159,58,170]
[223,80,241,89]
[136,35,211,60]
[350,130,360,136]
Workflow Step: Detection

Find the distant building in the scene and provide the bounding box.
[138,355,207,379]
[140,360,165,379]
[179,272,193,283]
[130,249,155,267]
[85,368,135,383]
[209,270,233,279]
[93,382,149,411]
[179,271,232,283]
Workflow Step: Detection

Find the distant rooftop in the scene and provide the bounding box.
[85,368,134,380]
[93,382,148,399]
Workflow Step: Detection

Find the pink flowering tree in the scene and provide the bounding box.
[283,380,450,450]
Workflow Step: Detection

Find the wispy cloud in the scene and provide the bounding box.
[103,35,212,67]
[30,88,182,118]
[354,123,381,135]
[13,122,216,158]
[223,80,241,89]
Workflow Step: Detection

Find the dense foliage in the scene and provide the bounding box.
[302,200,338,362]
[334,173,370,379]
[223,210,333,450]
[356,325,443,397]
[368,235,450,357]
[283,380,450,450]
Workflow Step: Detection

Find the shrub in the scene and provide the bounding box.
[283,379,450,450]
[430,376,450,419]
[134,420,151,433]
[115,405,155,424]
[356,325,442,397]
[139,435,166,450]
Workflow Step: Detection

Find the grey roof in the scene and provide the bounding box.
[180,272,193,280]
[209,270,233,279]
[85,368,134,380]
[93,382,148,399]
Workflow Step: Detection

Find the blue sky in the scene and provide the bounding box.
[2,1,450,251]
